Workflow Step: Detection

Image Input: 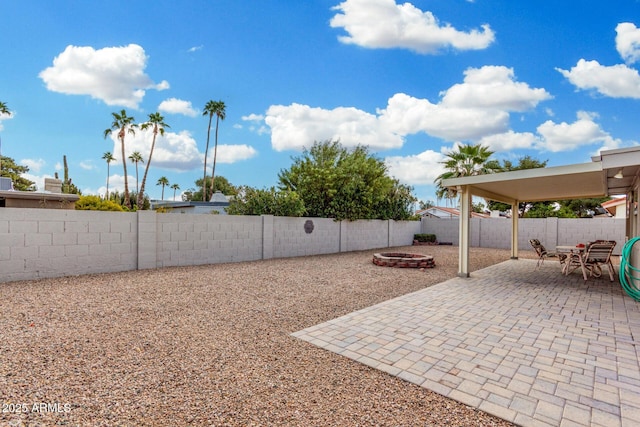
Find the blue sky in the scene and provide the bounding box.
[1,0,640,203]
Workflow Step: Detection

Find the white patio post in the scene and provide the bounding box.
[458,185,471,277]
[511,200,519,259]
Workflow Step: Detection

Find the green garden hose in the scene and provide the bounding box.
[619,237,640,301]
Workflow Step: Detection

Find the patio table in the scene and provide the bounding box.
[556,245,588,280]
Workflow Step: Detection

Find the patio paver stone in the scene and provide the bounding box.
[292,259,640,427]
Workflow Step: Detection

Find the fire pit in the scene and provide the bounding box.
[372,252,435,268]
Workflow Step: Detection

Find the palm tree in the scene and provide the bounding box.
[170,183,180,201]
[138,112,169,209]
[0,101,9,116]
[104,110,137,208]
[101,152,116,200]
[0,102,8,173]
[209,101,226,199]
[128,151,144,195]
[434,143,501,200]
[202,100,226,201]
[156,176,169,200]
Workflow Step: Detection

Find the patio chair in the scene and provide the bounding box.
[582,241,617,281]
[529,239,567,268]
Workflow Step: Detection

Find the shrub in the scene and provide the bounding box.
[414,233,436,243]
[75,195,124,211]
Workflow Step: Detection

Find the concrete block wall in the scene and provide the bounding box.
[476,219,512,249]
[2,207,626,284]
[420,217,459,244]
[557,218,623,248]
[421,217,626,255]
[389,220,423,247]
[342,219,391,251]
[517,218,553,249]
[0,208,137,282]
[155,214,263,268]
[0,209,421,283]
[272,216,340,258]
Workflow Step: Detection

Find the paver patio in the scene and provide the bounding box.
[293,259,640,427]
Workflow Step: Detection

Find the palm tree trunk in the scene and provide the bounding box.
[106,164,110,199]
[138,132,157,209]
[120,134,130,208]
[203,114,213,201]
[209,115,220,199]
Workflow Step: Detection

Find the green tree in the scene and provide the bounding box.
[202,100,226,200]
[183,175,238,202]
[278,140,415,220]
[104,109,137,208]
[524,202,576,218]
[472,201,486,213]
[376,179,417,220]
[138,112,169,208]
[419,200,435,210]
[0,155,35,191]
[486,156,549,215]
[227,186,306,217]
[128,151,144,195]
[558,197,610,218]
[108,190,150,210]
[435,143,501,200]
[170,183,180,200]
[101,151,116,200]
[157,176,169,200]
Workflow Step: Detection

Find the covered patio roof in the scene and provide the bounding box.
[441,146,640,276]
[443,146,640,204]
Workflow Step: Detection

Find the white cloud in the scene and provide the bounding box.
[188,45,203,53]
[478,130,540,152]
[158,98,198,117]
[265,65,551,150]
[242,113,265,122]
[379,92,509,141]
[21,158,46,173]
[535,111,617,152]
[213,144,258,164]
[330,0,494,54]
[556,59,640,98]
[241,113,270,135]
[39,44,169,109]
[440,66,552,111]
[616,22,640,64]
[265,103,403,151]
[20,172,53,193]
[79,161,95,170]
[106,128,202,172]
[97,173,134,197]
[384,149,446,185]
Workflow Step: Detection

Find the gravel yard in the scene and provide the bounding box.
[1,245,538,426]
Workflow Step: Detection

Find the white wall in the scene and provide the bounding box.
[0,209,421,283]
[0,209,138,282]
[421,217,626,255]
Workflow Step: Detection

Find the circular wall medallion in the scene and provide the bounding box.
[304,220,314,234]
